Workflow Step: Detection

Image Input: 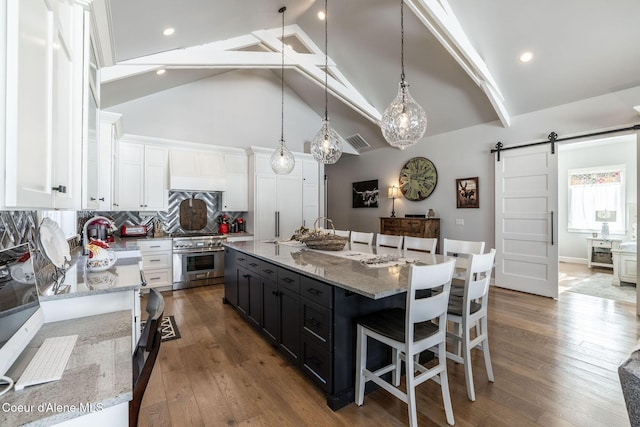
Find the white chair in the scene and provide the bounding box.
[376,233,403,249]
[355,259,456,426]
[333,229,350,238]
[404,236,437,253]
[350,231,374,245]
[445,249,496,402]
[442,238,486,298]
[442,238,485,257]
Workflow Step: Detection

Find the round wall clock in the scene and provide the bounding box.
[399,157,438,201]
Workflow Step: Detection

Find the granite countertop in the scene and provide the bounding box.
[224,241,466,299]
[37,245,144,301]
[1,310,132,427]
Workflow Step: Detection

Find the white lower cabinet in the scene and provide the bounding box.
[114,141,168,211]
[138,239,173,290]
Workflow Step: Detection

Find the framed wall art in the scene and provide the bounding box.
[456,177,479,208]
[352,179,379,208]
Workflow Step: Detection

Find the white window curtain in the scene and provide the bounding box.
[567,165,625,233]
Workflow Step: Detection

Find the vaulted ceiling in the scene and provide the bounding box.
[95,0,640,152]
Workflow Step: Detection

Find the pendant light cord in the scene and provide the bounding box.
[280,7,286,144]
[400,0,406,86]
[324,0,329,121]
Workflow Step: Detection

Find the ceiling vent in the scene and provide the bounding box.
[345,134,370,152]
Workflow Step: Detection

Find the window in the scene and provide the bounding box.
[38,211,78,240]
[567,165,625,233]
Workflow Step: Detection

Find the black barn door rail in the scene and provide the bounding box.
[491,124,640,161]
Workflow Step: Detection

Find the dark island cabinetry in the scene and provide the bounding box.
[223,246,405,410]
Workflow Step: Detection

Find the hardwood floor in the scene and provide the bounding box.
[139,278,639,427]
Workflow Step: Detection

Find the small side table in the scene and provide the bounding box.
[586,237,623,268]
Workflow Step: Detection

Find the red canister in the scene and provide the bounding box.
[219,222,229,234]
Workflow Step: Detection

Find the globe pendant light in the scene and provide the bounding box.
[270,6,295,175]
[310,0,343,164]
[380,0,427,149]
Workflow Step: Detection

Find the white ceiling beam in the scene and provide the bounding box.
[102,25,381,125]
[407,0,510,127]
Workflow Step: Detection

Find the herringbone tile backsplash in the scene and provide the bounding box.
[81,190,244,235]
[0,211,38,249]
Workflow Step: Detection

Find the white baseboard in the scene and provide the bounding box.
[559,256,587,265]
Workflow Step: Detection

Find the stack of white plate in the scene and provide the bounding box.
[38,218,71,269]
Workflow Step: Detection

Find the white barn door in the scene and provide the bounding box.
[495,144,559,298]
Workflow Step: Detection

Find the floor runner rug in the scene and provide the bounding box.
[140,315,181,342]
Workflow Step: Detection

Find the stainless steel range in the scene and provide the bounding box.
[172,233,227,290]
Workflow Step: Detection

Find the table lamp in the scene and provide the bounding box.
[595,210,616,237]
[388,186,399,218]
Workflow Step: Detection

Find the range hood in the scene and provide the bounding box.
[169,149,227,191]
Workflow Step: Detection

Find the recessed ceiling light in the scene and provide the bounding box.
[163,27,175,36]
[156,69,166,75]
[317,10,326,20]
[519,51,534,63]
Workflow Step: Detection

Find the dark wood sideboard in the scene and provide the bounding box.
[379,217,440,253]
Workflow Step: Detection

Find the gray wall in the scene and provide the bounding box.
[326,86,640,254]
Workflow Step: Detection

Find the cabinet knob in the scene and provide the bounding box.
[90,197,96,201]
[99,197,105,201]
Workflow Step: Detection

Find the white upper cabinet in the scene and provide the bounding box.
[222,153,248,212]
[82,23,101,210]
[97,112,122,211]
[114,141,168,211]
[3,0,85,209]
[169,149,226,192]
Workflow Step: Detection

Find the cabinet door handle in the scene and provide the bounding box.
[242,274,250,278]
[307,288,321,296]
[113,203,119,207]
[99,197,105,201]
[149,259,161,262]
[263,269,274,274]
[90,197,96,201]
[282,277,294,284]
[52,185,67,193]
[249,262,259,268]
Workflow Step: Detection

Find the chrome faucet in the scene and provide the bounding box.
[82,216,117,255]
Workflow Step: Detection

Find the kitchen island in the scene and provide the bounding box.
[223,240,461,410]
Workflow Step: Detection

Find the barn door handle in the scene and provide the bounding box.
[550,211,554,246]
